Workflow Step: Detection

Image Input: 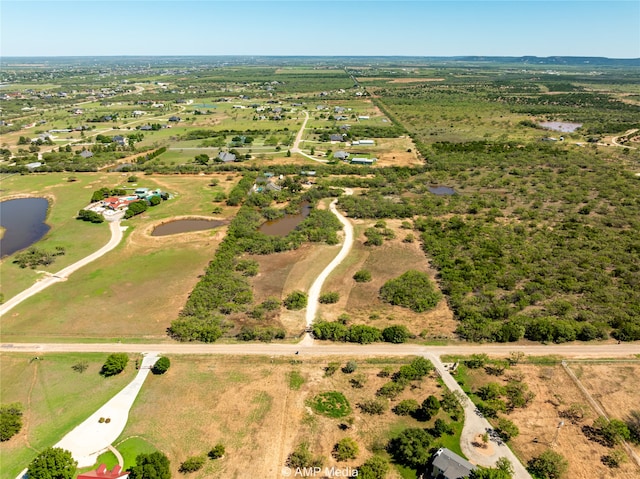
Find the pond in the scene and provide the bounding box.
[539,121,583,133]
[259,202,312,237]
[151,219,226,237]
[428,186,456,196]
[0,197,50,257]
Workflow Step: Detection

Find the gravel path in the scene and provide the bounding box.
[304,190,354,330]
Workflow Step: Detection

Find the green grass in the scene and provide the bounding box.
[247,391,273,424]
[0,353,136,479]
[287,370,305,390]
[114,436,158,470]
[308,391,351,418]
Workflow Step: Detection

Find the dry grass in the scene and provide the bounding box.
[320,219,457,339]
[460,362,640,479]
[119,355,442,478]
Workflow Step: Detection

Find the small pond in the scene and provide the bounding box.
[151,219,225,237]
[539,121,583,133]
[259,202,312,237]
[428,186,456,196]
[0,197,50,257]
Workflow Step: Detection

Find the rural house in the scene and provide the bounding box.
[77,464,128,479]
[218,151,236,163]
[430,448,475,479]
[329,134,344,142]
[333,150,349,161]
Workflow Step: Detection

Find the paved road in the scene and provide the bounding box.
[305,190,354,329]
[0,221,124,316]
[54,353,159,467]
[427,353,532,478]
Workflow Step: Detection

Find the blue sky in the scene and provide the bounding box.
[1,1,639,58]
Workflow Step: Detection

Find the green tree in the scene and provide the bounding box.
[420,395,441,420]
[0,403,23,441]
[149,196,162,206]
[388,428,433,469]
[333,437,359,461]
[342,361,358,374]
[128,451,171,479]
[194,154,210,165]
[27,447,77,479]
[358,455,389,479]
[152,356,170,375]
[592,416,630,446]
[100,353,129,377]
[496,417,520,441]
[379,270,441,312]
[284,290,307,310]
[319,291,340,304]
[527,450,568,479]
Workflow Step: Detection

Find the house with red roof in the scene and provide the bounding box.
[77,464,128,479]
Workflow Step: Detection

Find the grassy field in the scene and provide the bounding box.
[117,355,456,479]
[0,353,137,479]
[1,173,237,340]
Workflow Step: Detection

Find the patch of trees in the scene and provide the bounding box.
[13,246,66,269]
[77,209,104,223]
[91,187,127,202]
[353,269,372,282]
[319,292,340,304]
[379,270,441,312]
[314,321,409,344]
[27,447,77,479]
[284,290,307,310]
[0,403,23,441]
[100,353,129,377]
[128,452,171,479]
[124,200,148,218]
[236,325,285,341]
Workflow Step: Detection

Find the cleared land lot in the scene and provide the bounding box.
[452,360,640,479]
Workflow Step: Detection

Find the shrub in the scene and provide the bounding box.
[152,356,170,375]
[348,325,382,344]
[379,270,441,312]
[342,361,358,374]
[393,399,420,416]
[353,269,372,282]
[358,399,387,415]
[376,381,406,399]
[527,450,568,479]
[319,291,340,304]
[0,403,23,441]
[358,455,389,479]
[284,290,307,310]
[209,443,225,459]
[333,437,359,461]
[382,325,410,343]
[179,455,205,473]
[496,417,520,441]
[100,353,129,377]
[287,442,324,469]
[71,361,88,373]
[77,209,104,223]
[325,362,340,376]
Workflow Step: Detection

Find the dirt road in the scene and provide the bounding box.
[0,220,124,316]
[305,189,354,330]
[2,341,638,358]
[291,111,328,163]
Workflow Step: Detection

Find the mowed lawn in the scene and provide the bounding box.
[0,353,137,479]
[1,173,237,341]
[1,173,114,300]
